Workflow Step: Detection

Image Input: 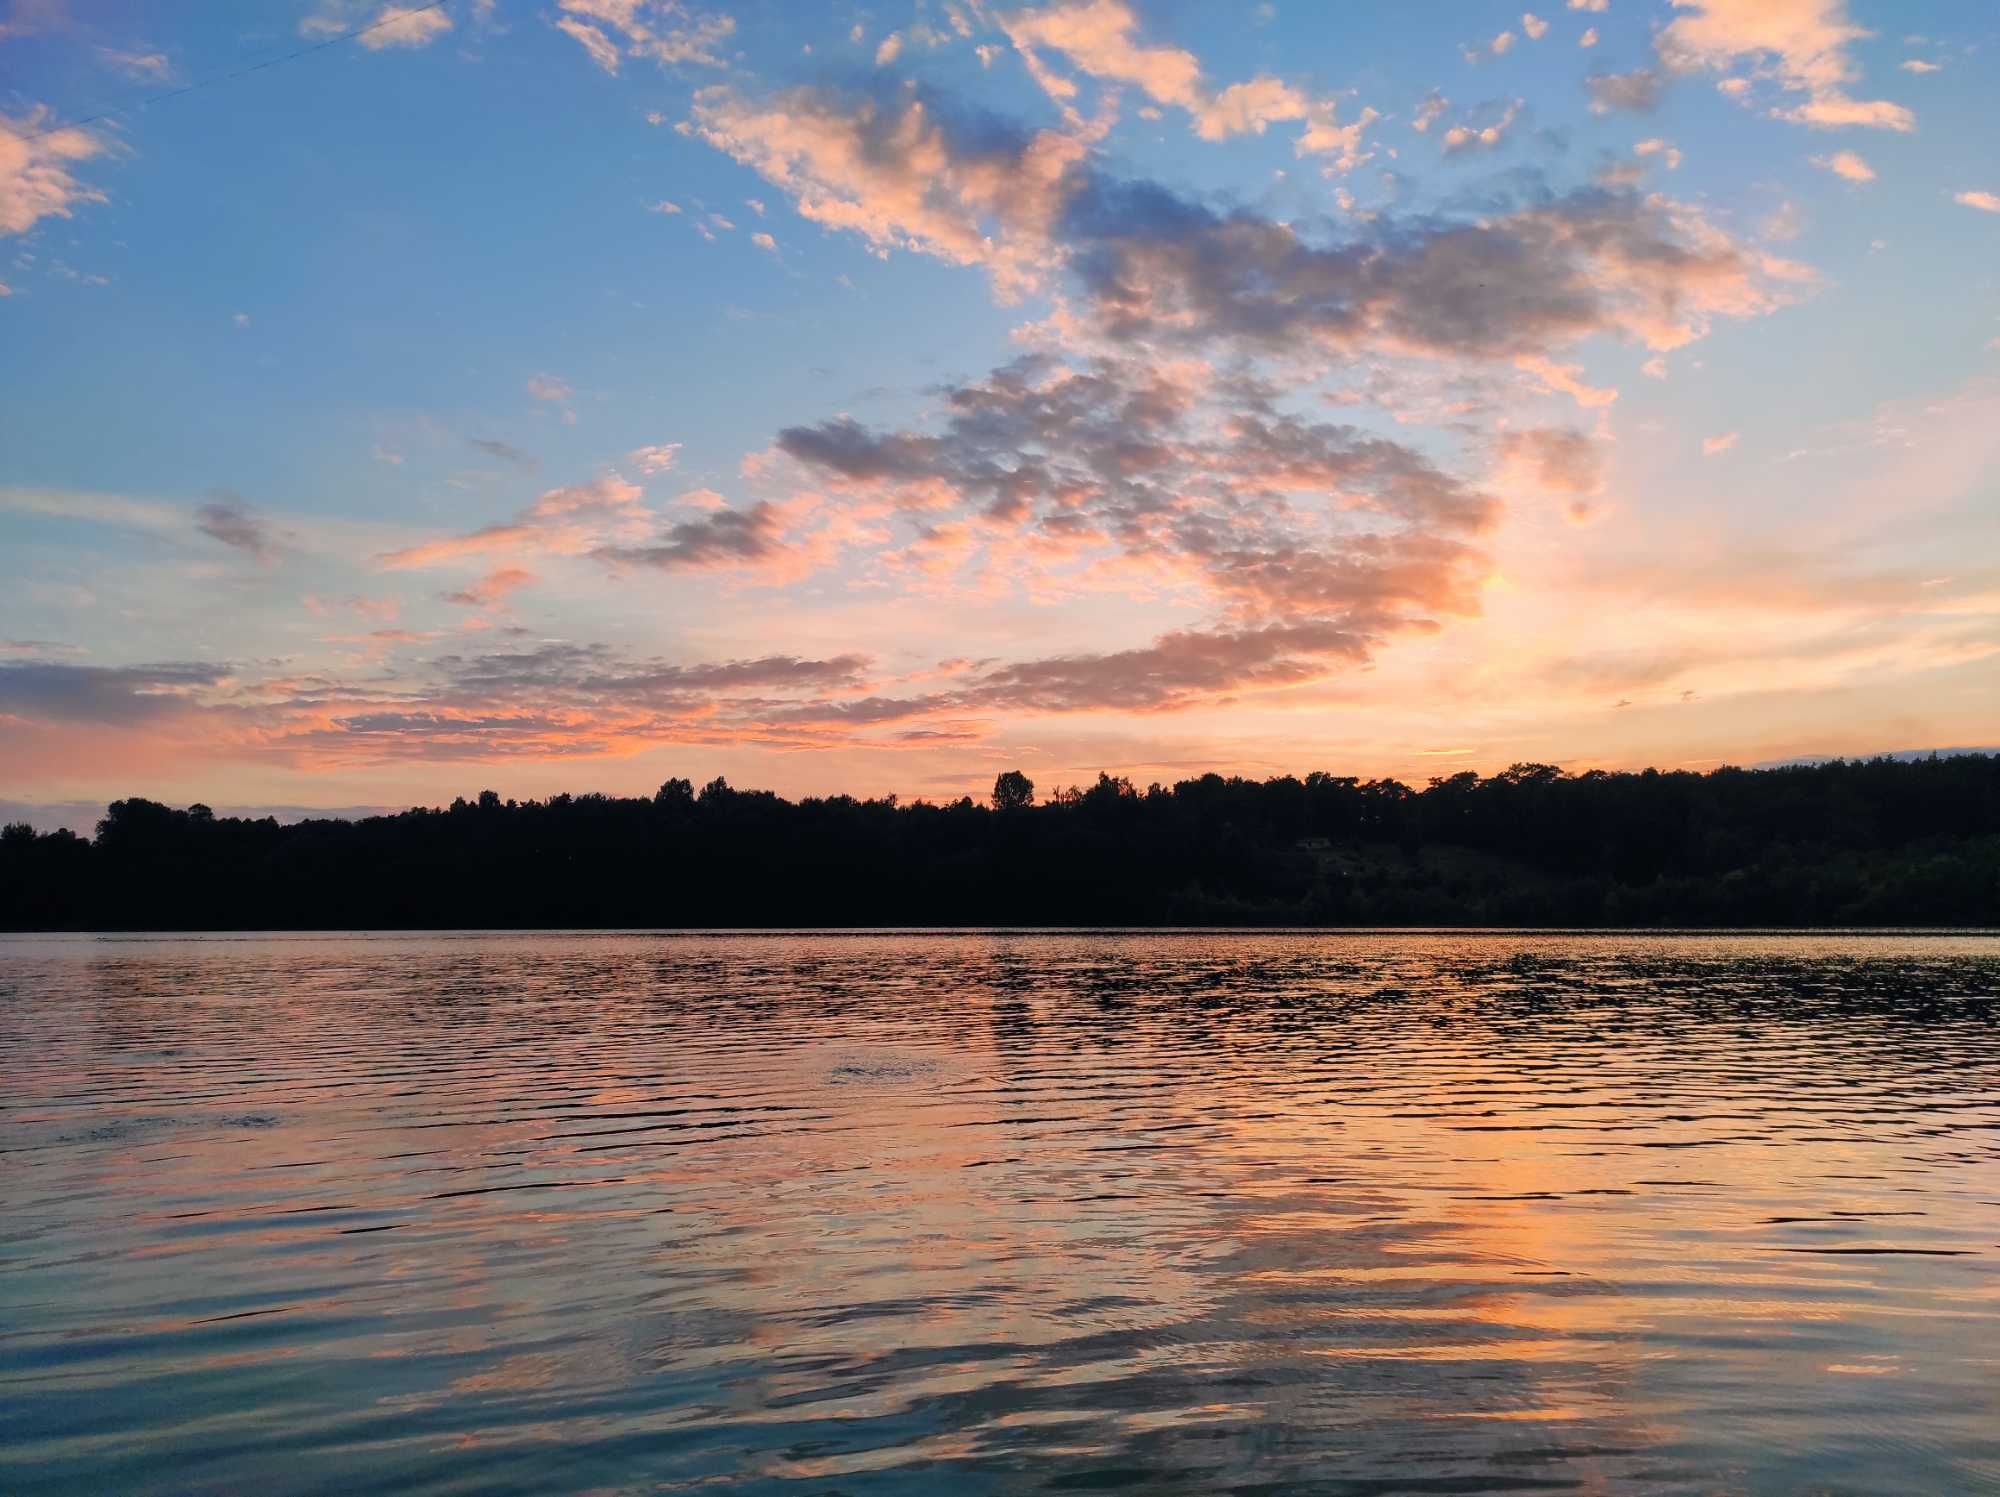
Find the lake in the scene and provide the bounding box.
[2,931,1998,1494]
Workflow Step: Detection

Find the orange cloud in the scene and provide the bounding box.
[441,567,536,608]
[377,476,647,570]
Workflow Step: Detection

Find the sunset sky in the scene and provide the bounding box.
[3,0,1997,824]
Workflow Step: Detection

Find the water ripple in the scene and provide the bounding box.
[2,931,1998,1493]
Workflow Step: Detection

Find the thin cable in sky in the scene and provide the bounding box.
[20,1,453,142]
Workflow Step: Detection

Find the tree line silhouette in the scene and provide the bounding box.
[3,754,1997,929]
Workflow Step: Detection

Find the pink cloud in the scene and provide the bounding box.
[377,475,647,570]
[997,0,1377,165]
[688,84,1087,301]
[441,567,537,607]
[549,0,733,72]
[0,108,109,238]
[1657,0,1914,132]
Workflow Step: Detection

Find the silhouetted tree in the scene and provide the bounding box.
[3,755,1996,930]
[991,770,1035,811]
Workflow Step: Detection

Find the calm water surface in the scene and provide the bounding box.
[3,931,1998,1494]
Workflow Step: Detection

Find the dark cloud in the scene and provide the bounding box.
[768,621,1375,724]
[1586,69,1665,114]
[273,642,875,761]
[595,501,788,569]
[428,642,870,702]
[696,82,1784,370]
[961,621,1374,712]
[195,495,276,561]
[1063,180,1766,360]
[0,660,227,724]
[466,437,539,470]
[776,420,950,486]
[779,354,1497,631]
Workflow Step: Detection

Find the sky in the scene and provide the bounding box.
[2,0,1997,824]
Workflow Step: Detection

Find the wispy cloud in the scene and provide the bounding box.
[467,437,538,470]
[1811,150,1874,182]
[1586,69,1664,114]
[378,475,648,570]
[195,495,279,562]
[996,0,1377,168]
[97,46,175,81]
[441,566,536,608]
[548,0,733,74]
[300,2,454,50]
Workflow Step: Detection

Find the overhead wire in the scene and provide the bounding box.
[17,1,454,142]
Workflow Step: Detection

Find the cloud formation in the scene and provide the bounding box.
[0,660,228,726]
[1812,150,1874,183]
[550,0,734,75]
[1657,0,1914,132]
[1441,101,1522,156]
[772,353,1500,698]
[299,2,454,50]
[468,437,538,469]
[995,0,1377,167]
[595,500,791,570]
[1062,176,1801,361]
[440,567,536,608]
[1586,69,1665,114]
[0,644,887,772]
[663,78,1817,721]
[0,108,108,238]
[688,84,1087,301]
[8,0,1998,813]
[378,475,649,570]
[696,82,1801,376]
[98,47,175,81]
[1495,426,1607,518]
[195,496,277,562]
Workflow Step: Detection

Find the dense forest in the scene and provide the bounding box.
[3,755,1998,930]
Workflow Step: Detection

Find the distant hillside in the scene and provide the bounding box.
[4,755,1998,929]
